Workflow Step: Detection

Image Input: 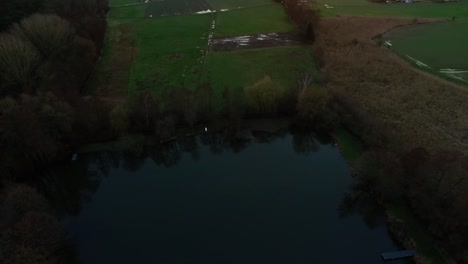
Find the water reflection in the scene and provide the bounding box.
[38,128,404,263]
[339,172,389,229]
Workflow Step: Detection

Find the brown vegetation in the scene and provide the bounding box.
[317,17,468,153]
[0,185,64,264]
[317,16,468,262]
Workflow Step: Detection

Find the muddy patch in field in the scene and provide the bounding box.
[212,32,306,51]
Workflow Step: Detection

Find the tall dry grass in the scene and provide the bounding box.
[317,17,468,153]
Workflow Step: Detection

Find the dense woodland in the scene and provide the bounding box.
[0,0,466,263]
[0,0,108,263]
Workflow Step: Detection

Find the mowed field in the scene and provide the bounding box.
[146,0,211,17]
[215,4,295,36]
[385,20,468,83]
[205,0,272,9]
[94,0,317,103]
[205,46,319,95]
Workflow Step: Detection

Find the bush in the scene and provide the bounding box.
[1,185,50,226]
[244,76,284,114]
[297,86,327,122]
[109,104,129,136]
[0,212,64,264]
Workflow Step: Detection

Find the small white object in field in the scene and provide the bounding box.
[205,127,208,132]
[149,15,153,18]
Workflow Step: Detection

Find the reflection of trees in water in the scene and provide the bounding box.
[37,157,101,217]
[339,172,388,229]
[292,131,319,155]
[149,141,181,168]
[41,129,328,217]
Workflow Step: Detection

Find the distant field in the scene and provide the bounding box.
[109,0,138,7]
[205,46,319,95]
[205,0,272,10]
[97,0,310,99]
[108,4,147,19]
[317,0,468,18]
[146,0,211,17]
[129,14,212,92]
[385,20,468,83]
[215,4,294,36]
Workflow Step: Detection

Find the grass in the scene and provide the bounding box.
[387,203,453,264]
[205,46,319,94]
[86,20,136,96]
[385,20,468,83]
[317,0,468,18]
[108,4,147,19]
[129,14,212,92]
[214,4,295,36]
[205,0,272,9]
[109,0,137,7]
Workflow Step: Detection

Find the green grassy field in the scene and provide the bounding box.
[97,0,302,98]
[318,0,468,18]
[385,20,468,83]
[109,0,138,7]
[205,0,272,9]
[214,4,295,36]
[129,14,212,92]
[205,46,319,94]
[108,4,147,19]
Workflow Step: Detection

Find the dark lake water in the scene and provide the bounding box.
[49,131,407,264]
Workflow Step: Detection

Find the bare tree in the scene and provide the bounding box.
[0,34,40,92]
[10,14,75,58]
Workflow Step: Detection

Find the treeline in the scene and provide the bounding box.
[112,71,335,142]
[0,0,109,181]
[274,0,320,41]
[0,1,108,263]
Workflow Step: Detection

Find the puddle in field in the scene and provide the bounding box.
[212,32,306,51]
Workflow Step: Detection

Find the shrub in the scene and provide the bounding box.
[297,86,327,121]
[244,76,284,114]
[0,185,50,226]
[0,212,64,264]
[109,104,129,135]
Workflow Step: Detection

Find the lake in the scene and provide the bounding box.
[51,131,406,263]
